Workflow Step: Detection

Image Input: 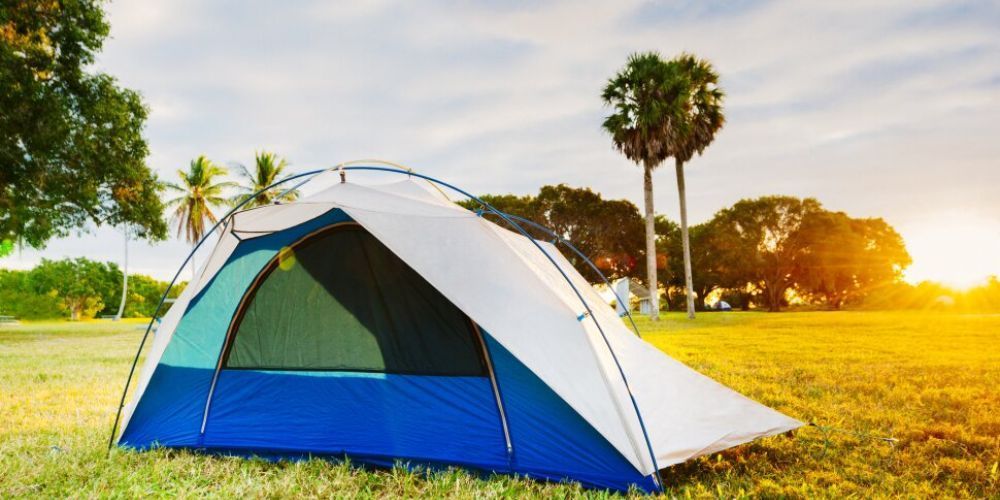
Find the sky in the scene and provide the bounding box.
[2,0,999,287]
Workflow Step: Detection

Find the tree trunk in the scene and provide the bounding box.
[766,283,783,312]
[642,162,659,321]
[68,300,80,321]
[114,229,128,321]
[675,158,696,319]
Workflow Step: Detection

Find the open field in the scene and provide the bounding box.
[1,312,997,498]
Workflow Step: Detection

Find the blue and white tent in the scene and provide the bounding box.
[115,172,801,492]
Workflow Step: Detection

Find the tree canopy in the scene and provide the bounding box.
[0,258,183,320]
[0,0,167,248]
[459,185,646,282]
[464,187,914,312]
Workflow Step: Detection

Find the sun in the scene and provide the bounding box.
[900,211,1000,289]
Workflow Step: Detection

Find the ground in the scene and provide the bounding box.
[0,312,997,498]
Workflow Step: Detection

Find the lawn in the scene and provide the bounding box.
[1,312,997,498]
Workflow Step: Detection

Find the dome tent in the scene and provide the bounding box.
[111,164,801,493]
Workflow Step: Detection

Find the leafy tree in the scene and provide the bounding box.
[602,52,682,320]
[165,156,234,274]
[654,216,680,308]
[0,269,63,318]
[28,258,118,320]
[460,185,646,283]
[231,151,299,208]
[534,185,644,282]
[795,213,911,308]
[0,1,167,248]
[709,196,823,312]
[464,193,544,230]
[1,264,181,319]
[664,220,728,311]
[121,273,181,318]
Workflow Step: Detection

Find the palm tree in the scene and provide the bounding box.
[230,151,299,208]
[663,54,726,319]
[602,52,682,320]
[165,156,234,277]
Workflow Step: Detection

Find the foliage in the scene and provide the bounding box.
[0,313,996,497]
[795,214,911,308]
[164,156,235,244]
[661,54,726,165]
[0,260,181,320]
[0,268,62,319]
[602,52,683,168]
[230,151,299,208]
[708,196,824,311]
[462,188,922,311]
[662,220,729,311]
[26,258,120,320]
[0,0,167,248]
[459,185,646,282]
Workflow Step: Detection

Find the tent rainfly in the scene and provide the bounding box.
[113,168,801,493]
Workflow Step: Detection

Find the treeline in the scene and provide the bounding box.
[0,258,183,320]
[459,185,991,312]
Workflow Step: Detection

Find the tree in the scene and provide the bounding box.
[0,1,167,248]
[795,213,911,308]
[664,220,727,311]
[231,151,299,208]
[534,185,645,282]
[602,52,683,320]
[164,156,234,276]
[709,196,822,312]
[28,258,118,320]
[120,273,182,318]
[661,54,726,319]
[459,185,646,283]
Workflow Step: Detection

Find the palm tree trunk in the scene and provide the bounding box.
[642,161,659,321]
[114,229,128,321]
[675,158,696,319]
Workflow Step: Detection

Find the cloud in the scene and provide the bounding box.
[5,0,997,280]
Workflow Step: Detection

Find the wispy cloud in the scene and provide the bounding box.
[4,0,998,281]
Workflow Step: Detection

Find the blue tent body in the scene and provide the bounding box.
[119,209,658,492]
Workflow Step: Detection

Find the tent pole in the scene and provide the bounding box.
[340,165,665,491]
[472,323,514,467]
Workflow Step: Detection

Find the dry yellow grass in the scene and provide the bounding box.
[1,312,997,498]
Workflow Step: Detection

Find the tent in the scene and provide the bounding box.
[114,170,801,492]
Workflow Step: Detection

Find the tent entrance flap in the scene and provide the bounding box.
[221,222,488,376]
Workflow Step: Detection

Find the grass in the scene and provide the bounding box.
[1,312,997,498]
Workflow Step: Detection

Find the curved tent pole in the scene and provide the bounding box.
[339,165,664,490]
[107,168,328,451]
[486,213,644,339]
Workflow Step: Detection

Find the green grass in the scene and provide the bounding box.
[1,312,997,498]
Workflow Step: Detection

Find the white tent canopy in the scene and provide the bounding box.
[122,175,801,476]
